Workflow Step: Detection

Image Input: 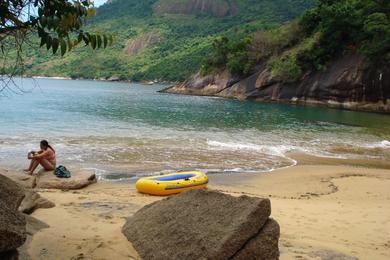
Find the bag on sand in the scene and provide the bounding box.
[54,165,71,178]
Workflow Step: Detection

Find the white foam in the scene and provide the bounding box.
[207,140,263,151]
[207,140,296,157]
[365,140,390,149]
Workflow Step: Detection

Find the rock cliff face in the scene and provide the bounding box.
[162,55,390,113]
[123,32,161,56]
[153,0,238,17]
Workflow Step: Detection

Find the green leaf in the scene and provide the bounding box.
[78,33,83,43]
[39,36,46,48]
[47,16,53,30]
[67,39,73,52]
[83,35,89,46]
[52,38,59,54]
[60,39,67,56]
[108,35,113,46]
[90,34,97,49]
[37,26,45,37]
[46,36,52,50]
[39,16,47,28]
[53,16,60,28]
[97,34,102,49]
[103,35,108,48]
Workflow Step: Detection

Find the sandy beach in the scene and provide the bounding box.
[4,154,388,260]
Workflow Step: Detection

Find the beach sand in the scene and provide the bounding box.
[19,155,390,259]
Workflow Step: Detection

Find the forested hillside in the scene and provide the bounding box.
[18,0,314,81]
[163,0,390,113]
[201,0,390,80]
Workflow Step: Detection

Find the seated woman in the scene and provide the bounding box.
[24,140,56,175]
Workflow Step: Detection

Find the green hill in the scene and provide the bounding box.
[20,0,314,81]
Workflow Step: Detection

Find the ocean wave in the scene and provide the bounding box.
[364,140,390,149]
[206,140,295,157]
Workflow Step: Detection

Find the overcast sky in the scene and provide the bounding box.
[94,0,107,7]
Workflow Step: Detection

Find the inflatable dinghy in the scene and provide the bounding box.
[136,171,208,196]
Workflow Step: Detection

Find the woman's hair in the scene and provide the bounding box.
[40,140,55,153]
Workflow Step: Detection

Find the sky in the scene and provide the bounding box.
[94,0,107,7]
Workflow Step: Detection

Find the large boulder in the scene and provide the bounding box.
[0,202,27,254]
[34,170,97,190]
[0,171,55,214]
[232,219,280,260]
[0,175,27,254]
[4,173,37,190]
[5,169,97,190]
[19,190,55,214]
[122,189,279,260]
[0,174,26,210]
[0,173,52,259]
[18,215,50,260]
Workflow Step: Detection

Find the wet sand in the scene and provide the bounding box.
[18,155,390,259]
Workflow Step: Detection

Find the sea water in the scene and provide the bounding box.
[0,78,389,180]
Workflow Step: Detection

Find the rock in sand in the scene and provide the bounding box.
[34,169,97,190]
[0,174,27,254]
[5,169,97,190]
[122,189,280,260]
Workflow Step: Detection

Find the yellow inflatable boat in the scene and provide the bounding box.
[136,171,208,196]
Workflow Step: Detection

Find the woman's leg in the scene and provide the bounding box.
[24,160,34,172]
[27,159,40,175]
[24,153,34,171]
[38,158,55,171]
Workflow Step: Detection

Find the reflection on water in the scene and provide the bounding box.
[0,78,389,180]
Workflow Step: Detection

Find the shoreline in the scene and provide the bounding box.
[2,154,387,259]
[160,88,390,115]
[28,75,178,85]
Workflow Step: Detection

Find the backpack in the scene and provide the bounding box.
[54,165,71,178]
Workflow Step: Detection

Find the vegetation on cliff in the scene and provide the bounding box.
[203,0,390,81]
[4,0,315,81]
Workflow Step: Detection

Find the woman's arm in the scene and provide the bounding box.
[32,150,50,159]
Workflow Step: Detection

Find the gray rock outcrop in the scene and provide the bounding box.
[122,189,279,260]
[162,55,390,113]
[124,32,161,56]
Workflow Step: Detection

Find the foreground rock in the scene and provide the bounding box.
[122,189,279,260]
[5,169,97,190]
[18,215,50,260]
[0,174,27,257]
[162,54,390,114]
[0,173,52,259]
[19,190,55,214]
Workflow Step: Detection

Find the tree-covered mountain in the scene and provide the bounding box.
[163,0,390,113]
[19,0,314,81]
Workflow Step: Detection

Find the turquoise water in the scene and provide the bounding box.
[0,78,389,180]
